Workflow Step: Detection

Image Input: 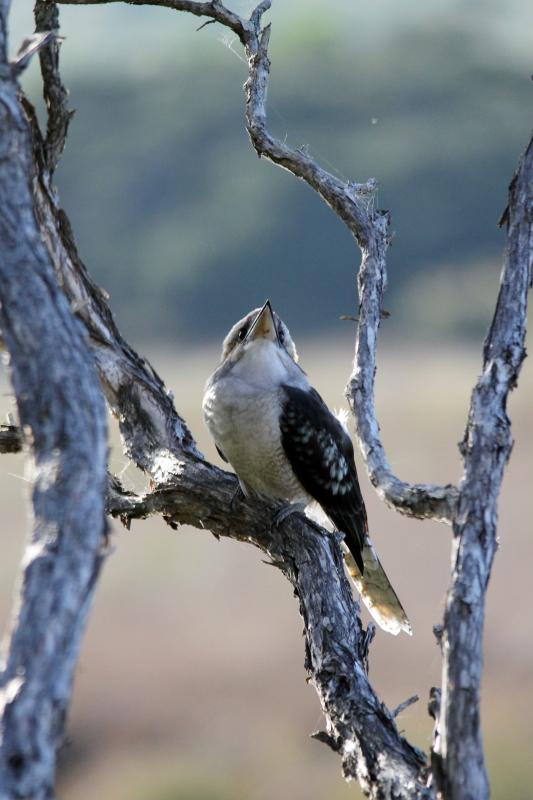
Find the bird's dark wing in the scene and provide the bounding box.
[279,384,367,574]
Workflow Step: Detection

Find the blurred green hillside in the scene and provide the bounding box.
[13,0,533,342]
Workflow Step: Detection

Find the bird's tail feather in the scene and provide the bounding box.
[344,540,412,636]
[305,498,411,636]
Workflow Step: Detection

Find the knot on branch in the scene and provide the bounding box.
[428,687,441,722]
[311,729,342,752]
[0,425,23,454]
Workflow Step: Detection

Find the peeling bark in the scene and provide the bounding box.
[434,133,533,800]
[110,465,429,797]
[0,19,108,800]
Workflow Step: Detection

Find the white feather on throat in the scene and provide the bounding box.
[230,338,307,391]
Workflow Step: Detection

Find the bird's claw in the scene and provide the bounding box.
[271,501,307,530]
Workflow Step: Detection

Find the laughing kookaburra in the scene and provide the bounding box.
[203,301,411,636]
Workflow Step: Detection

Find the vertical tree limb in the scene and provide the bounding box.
[346,214,459,523]
[34,0,75,176]
[433,132,533,800]
[0,9,108,798]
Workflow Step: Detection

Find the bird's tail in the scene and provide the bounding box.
[305,492,411,636]
[343,539,412,636]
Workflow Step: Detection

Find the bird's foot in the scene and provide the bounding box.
[271,501,308,530]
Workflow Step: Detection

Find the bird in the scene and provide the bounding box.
[203,301,411,636]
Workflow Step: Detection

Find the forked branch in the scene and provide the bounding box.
[57,0,459,523]
[2,2,434,796]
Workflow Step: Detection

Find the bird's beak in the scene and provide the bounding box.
[246,300,280,345]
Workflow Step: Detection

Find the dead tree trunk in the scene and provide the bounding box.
[0,1,531,798]
[0,18,108,800]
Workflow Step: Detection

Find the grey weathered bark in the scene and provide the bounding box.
[0,5,108,799]
[432,136,533,800]
[0,0,530,798]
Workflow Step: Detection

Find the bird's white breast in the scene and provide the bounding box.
[203,341,309,501]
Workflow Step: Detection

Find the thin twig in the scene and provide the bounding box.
[57,0,250,41]
[196,18,215,31]
[10,31,53,76]
[392,694,419,719]
[34,1,75,175]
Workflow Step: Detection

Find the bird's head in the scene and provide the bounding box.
[221,301,298,365]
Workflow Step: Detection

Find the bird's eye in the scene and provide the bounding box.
[238,325,248,341]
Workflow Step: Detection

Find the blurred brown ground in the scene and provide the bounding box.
[1,336,532,800]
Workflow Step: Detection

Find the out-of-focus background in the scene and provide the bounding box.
[2,1,532,798]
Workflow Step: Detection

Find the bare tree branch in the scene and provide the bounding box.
[28,2,200,478]
[58,0,251,40]
[0,13,108,799]
[10,31,53,77]
[433,132,533,800]
[55,0,459,530]
[107,463,430,797]
[34,1,75,175]
[233,2,459,523]
[33,188,432,794]
[392,695,419,720]
[35,189,202,476]
[345,213,459,524]
[16,4,433,796]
